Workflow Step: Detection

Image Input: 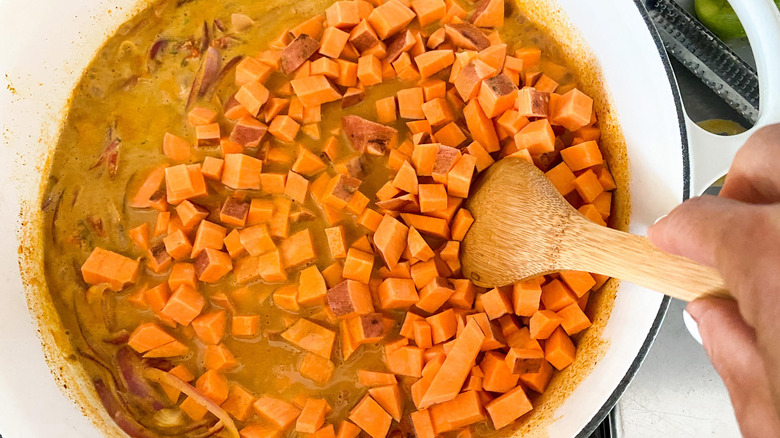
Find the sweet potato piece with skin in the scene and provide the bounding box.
[478,74,518,118]
[195,248,233,283]
[220,197,250,227]
[291,76,343,108]
[342,115,398,155]
[454,62,487,102]
[281,34,320,75]
[506,348,545,374]
[346,313,386,344]
[342,87,365,108]
[516,87,550,118]
[385,30,416,63]
[324,174,362,208]
[326,280,375,318]
[147,243,172,274]
[335,154,367,179]
[444,23,490,51]
[431,145,460,182]
[349,20,380,52]
[230,116,268,148]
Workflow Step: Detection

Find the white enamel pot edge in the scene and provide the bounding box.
[557,2,780,436]
[0,1,778,438]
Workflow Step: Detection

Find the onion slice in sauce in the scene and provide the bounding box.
[186,46,221,110]
[143,367,239,438]
[94,378,158,438]
[116,347,170,411]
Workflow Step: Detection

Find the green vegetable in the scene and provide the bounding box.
[695,0,780,40]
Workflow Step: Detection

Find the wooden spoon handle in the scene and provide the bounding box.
[564,218,729,302]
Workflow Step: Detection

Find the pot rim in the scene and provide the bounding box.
[574,1,683,435]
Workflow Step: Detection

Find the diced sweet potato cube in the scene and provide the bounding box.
[128,322,177,353]
[236,81,270,116]
[514,119,555,155]
[230,116,268,148]
[222,153,263,190]
[327,280,374,319]
[485,385,532,429]
[161,284,205,326]
[220,197,250,227]
[81,247,139,291]
[416,277,455,314]
[345,312,386,344]
[373,214,409,270]
[412,0,446,26]
[445,23,490,51]
[378,278,419,310]
[281,34,320,75]
[282,318,336,358]
[550,88,593,131]
[367,0,416,40]
[254,395,302,430]
[343,247,375,284]
[505,348,545,374]
[299,352,336,384]
[194,248,233,283]
[320,27,350,58]
[291,75,342,108]
[478,74,517,118]
[349,395,392,438]
[342,115,398,155]
[326,1,361,29]
[281,228,317,268]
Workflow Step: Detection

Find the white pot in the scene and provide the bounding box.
[0,1,778,437]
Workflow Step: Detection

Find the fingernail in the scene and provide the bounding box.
[686,299,705,323]
[653,214,668,225]
[683,309,703,344]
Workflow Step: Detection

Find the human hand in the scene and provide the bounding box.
[648,124,780,438]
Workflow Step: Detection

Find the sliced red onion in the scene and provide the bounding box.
[94,379,158,438]
[116,347,169,412]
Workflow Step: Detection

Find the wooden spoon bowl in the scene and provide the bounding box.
[460,157,729,302]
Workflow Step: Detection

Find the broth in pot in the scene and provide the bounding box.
[41,0,621,436]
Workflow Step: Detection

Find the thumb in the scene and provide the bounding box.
[647,195,753,268]
[647,196,777,306]
[687,298,780,438]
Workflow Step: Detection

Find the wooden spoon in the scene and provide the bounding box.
[460,158,729,302]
